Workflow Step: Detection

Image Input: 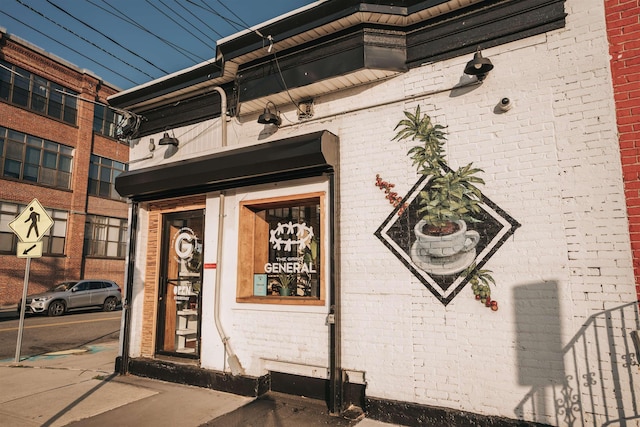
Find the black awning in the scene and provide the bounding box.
[115,131,338,201]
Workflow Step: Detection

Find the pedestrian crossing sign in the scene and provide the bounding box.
[9,198,54,244]
[17,241,43,258]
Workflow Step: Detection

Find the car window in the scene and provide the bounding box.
[88,282,103,290]
[74,282,89,291]
[52,282,76,292]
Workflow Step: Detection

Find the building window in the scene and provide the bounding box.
[93,104,122,139]
[0,201,67,255]
[237,192,324,305]
[88,155,127,200]
[84,214,128,258]
[0,59,78,125]
[0,127,73,189]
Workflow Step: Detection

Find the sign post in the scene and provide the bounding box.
[9,199,53,363]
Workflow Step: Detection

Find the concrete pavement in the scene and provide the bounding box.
[0,308,403,427]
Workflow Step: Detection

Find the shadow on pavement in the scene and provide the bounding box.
[41,373,118,427]
[202,392,359,427]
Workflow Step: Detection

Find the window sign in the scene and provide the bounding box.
[238,193,323,304]
[263,220,318,296]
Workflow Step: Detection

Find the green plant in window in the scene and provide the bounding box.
[278,273,295,296]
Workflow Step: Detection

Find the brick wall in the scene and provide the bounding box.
[0,33,128,305]
[606,0,640,301]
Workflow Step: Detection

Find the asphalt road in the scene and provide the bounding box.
[0,309,122,361]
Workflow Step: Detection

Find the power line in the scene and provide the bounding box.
[186,0,254,35]
[173,0,223,40]
[164,0,221,47]
[14,0,155,81]
[44,0,169,75]
[145,0,217,53]
[215,0,250,30]
[0,10,139,86]
[90,0,207,64]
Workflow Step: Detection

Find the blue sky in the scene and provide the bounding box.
[0,0,314,90]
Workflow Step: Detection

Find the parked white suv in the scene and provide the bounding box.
[19,280,122,317]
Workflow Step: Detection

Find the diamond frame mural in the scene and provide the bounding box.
[374,173,521,306]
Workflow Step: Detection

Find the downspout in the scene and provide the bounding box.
[328,170,342,414]
[211,86,244,375]
[120,200,139,375]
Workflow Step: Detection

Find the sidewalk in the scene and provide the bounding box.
[0,318,402,427]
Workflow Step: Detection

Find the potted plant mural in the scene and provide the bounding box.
[388,105,498,309]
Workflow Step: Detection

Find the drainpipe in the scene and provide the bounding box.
[213,87,227,146]
[211,86,244,375]
[327,171,342,414]
[120,201,139,375]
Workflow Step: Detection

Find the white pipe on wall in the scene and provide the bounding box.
[211,86,244,375]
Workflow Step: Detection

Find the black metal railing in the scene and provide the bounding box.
[515,301,640,426]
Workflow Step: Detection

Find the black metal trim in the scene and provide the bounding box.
[237,27,407,103]
[115,131,339,202]
[108,61,223,109]
[126,357,269,397]
[365,396,552,426]
[135,84,233,136]
[217,0,450,61]
[406,0,567,67]
[119,201,138,375]
[109,0,566,118]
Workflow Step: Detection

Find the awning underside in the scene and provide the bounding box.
[115,131,338,201]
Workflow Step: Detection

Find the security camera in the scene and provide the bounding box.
[498,97,512,112]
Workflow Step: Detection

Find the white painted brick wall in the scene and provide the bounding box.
[128,0,639,424]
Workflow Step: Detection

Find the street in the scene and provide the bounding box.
[0,309,122,361]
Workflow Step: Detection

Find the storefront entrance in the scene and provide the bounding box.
[156,209,204,358]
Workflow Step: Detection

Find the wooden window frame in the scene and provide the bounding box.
[237,192,326,306]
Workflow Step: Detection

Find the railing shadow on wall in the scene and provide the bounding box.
[514,281,640,426]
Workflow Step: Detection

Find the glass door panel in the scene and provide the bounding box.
[156,209,204,357]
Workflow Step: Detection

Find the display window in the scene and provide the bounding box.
[237,192,325,305]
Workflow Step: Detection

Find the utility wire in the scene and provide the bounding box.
[172,0,223,41]
[14,0,155,80]
[215,0,250,30]
[0,10,139,86]
[145,0,217,52]
[44,0,169,76]
[91,0,207,64]
[168,0,216,42]
[186,0,253,35]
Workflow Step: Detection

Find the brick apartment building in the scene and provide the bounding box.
[0,29,129,306]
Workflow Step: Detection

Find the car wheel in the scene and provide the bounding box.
[48,300,66,317]
[102,297,117,312]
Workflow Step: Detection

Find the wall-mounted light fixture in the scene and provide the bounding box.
[158,131,179,146]
[257,101,282,126]
[464,48,494,81]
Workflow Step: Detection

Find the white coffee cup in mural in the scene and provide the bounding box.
[413,219,480,258]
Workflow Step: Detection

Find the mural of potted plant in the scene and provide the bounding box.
[393,106,484,275]
[375,106,519,307]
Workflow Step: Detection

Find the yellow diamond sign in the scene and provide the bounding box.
[9,199,54,244]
